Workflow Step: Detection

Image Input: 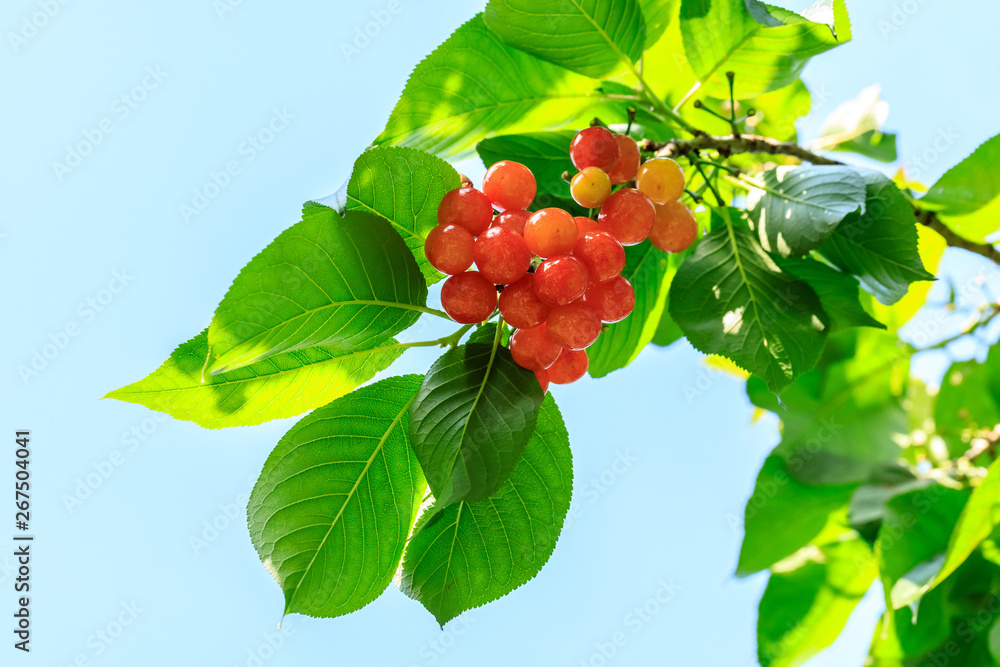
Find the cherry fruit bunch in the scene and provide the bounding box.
[423,126,698,390]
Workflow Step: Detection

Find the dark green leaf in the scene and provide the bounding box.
[738,456,856,577]
[588,241,675,377]
[401,394,572,626]
[476,132,580,212]
[669,208,828,392]
[207,204,428,374]
[817,170,935,305]
[346,146,461,284]
[679,0,849,98]
[105,330,404,429]
[484,0,646,78]
[758,539,876,667]
[777,257,885,331]
[374,14,602,158]
[409,325,545,506]
[247,376,425,618]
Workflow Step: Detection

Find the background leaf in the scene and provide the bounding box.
[817,170,934,305]
[247,376,426,618]
[748,165,867,257]
[105,330,404,429]
[919,134,1000,243]
[346,146,461,284]
[476,132,582,212]
[409,325,545,506]
[777,257,885,331]
[374,14,603,158]
[401,394,572,625]
[484,0,646,78]
[818,85,898,163]
[669,208,828,391]
[207,204,428,374]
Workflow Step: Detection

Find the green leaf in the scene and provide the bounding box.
[747,328,910,485]
[207,204,428,375]
[374,14,603,159]
[818,85,898,163]
[484,0,646,78]
[678,0,848,98]
[638,0,677,46]
[936,349,1000,453]
[588,241,675,377]
[877,485,970,609]
[833,130,898,163]
[738,456,856,577]
[777,257,885,331]
[401,394,572,626]
[747,165,867,257]
[892,458,1000,608]
[476,132,580,212]
[669,208,828,392]
[758,539,876,667]
[346,147,461,284]
[920,134,1000,243]
[651,282,684,347]
[409,325,545,507]
[247,376,426,618]
[104,330,404,429]
[817,170,935,305]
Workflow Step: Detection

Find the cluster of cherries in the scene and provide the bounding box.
[423,126,698,389]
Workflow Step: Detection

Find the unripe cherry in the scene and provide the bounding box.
[573,231,626,283]
[473,226,532,285]
[546,301,602,350]
[583,276,636,323]
[499,274,550,329]
[570,126,620,172]
[483,160,536,211]
[441,271,497,324]
[650,201,699,253]
[548,349,589,384]
[534,256,590,306]
[524,208,578,258]
[424,224,475,275]
[438,187,494,236]
[493,209,532,236]
[597,188,655,245]
[510,324,563,372]
[606,135,641,184]
[570,167,612,208]
[635,158,686,204]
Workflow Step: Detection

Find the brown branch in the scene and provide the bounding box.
[647,134,1000,264]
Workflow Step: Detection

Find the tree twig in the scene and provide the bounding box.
[646,134,1000,264]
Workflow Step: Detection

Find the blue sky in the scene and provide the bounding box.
[2,0,999,665]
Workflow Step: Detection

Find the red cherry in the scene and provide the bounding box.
[438,187,493,236]
[570,127,620,172]
[440,272,497,324]
[583,276,636,323]
[607,135,641,185]
[546,301,602,350]
[535,368,550,394]
[573,231,626,283]
[534,256,590,306]
[574,216,600,235]
[483,160,536,211]
[499,274,550,329]
[597,188,655,245]
[473,226,532,285]
[493,209,532,236]
[524,208,578,258]
[510,324,562,372]
[424,224,475,275]
[548,349,589,384]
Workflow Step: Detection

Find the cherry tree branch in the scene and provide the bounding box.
[647,134,1000,264]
